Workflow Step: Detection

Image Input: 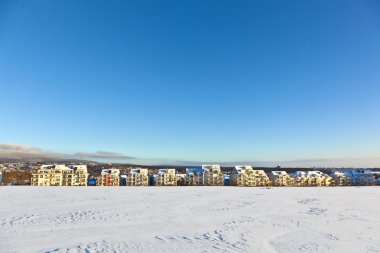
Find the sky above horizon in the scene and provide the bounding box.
[1,0,380,167]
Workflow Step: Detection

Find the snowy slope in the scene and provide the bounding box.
[0,187,379,253]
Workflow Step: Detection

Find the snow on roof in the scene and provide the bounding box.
[186,168,204,175]
[271,171,288,176]
[101,168,120,175]
[158,168,176,174]
[202,164,221,170]
[41,164,72,170]
[351,169,373,175]
[234,165,253,171]
[332,171,345,176]
[291,171,307,177]
[69,165,87,170]
[130,168,148,174]
[343,169,374,178]
[307,171,325,177]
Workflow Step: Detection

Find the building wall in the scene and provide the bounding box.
[269,171,294,186]
[101,169,120,186]
[31,165,89,186]
[291,171,335,187]
[203,166,224,186]
[156,169,177,186]
[126,169,149,186]
[349,170,375,186]
[230,166,270,187]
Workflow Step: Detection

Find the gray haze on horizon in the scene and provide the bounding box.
[0,143,379,168]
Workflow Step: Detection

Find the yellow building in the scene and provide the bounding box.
[31,165,89,186]
[307,171,335,186]
[202,164,224,186]
[291,171,335,186]
[269,171,294,186]
[291,171,309,186]
[101,169,120,186]
[156,168,177,186]
[70,165,89,186]
[230,166,270,187]
[331,171,352,186]
[185,168,203,186]
[126,168,149,186]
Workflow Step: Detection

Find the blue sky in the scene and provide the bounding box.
[0,0,380,166]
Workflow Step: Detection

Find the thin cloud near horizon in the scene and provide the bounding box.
[0,143,379,168]
[0,143,136,161]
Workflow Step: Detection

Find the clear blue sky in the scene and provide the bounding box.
[1,0,380,166]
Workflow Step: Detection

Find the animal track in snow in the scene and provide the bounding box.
[307,208,327,216]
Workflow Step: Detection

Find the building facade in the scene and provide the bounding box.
[269,171,294,186]
[307,171,335,186]
[346,169,375,186]
[185,168,205,186]
[291,171,309,187]
[156,168,177,186]
[202,164,224,186]
[230,166,270,187]
[331,171,352,186]
[31,165,89,186]
[69,165,89,186]
[291,171,335,186]
[101,169,120,186]
[126,168,149,186]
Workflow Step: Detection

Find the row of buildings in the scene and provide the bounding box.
[31,164,379,187]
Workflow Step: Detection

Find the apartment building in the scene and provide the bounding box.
[291,171,309,187]
[346,169,375,186]
[156,168,177,186]
[230,165,253,186]
[202,164,224,186]
[31,164,89,186]
[269,171,294,186]
[176,173,186,186]
[322,172,335,186]
[185,168,204,186]
[69,165,89,186]
[101,169,120,186]
[291,171,334,186]
[230,166,270,187]
[126,168,149,186]
[308,171,335,186]
[331,171,352,186]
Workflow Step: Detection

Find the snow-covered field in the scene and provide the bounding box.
[0,187,379,253]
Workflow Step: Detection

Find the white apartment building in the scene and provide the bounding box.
[230,165,270,187]
[202,164,224,186]
[31,164,89,186]
[126,168,149,186]
[156,168,177,186]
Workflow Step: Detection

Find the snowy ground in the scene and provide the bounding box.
[0,187,379,253]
